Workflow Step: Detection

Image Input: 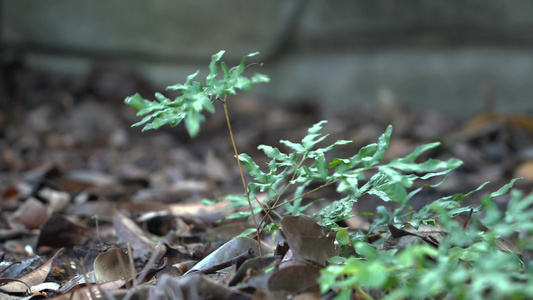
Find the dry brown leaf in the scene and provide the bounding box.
[168,200,234,225]
[37,214,91,248]
[49,278,129,300]
[8,197,48,231]
[1,185,19,202]
[514,160,533,181]
[67,201,115,220]
[381,224,446,251]
[185,237,270,275]
[227,255,281,288]
[292,292,323,300]
[280,216,336,267]
[268,265,321,295]
[150,273,250,300]
[93,248,136,283]
[0,248,64,293]
[113,208,157,259]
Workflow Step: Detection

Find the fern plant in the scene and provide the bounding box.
[125,50,269,137]
[126,50,270,253]
[320,184,533,300]
[216,120,463,236]
[125,51,531,299]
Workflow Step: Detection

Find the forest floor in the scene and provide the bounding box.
[1,62,532,299]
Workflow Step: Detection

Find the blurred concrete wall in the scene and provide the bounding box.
[3,0,533,117]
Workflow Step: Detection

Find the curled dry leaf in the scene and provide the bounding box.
[93,248,136,283]
[157,243,195,277]
[38,187,70,214]
[31,281,61,293]
[0,248,64,293]
[185,236,273,275]
[0,278,32,293]
[172,260,197,276]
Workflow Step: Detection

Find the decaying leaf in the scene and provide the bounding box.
[93,248,136,283]
[381,224,446,251]
[149,273,251,300]
[38,187,70,214]
[227,255,281,288]
[185,236,273,275]
[37,214,91,248]
[0,248,64,293]
[0,256,40,279]
[160,243,196,277]
[113,208,158,259]
[268,265,321,295]
[8,197,48,231]
[49,278,132,300]
[280,216,337,267]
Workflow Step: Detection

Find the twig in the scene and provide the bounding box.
[462,208,474,230]
[123,242,166,300]
[76,258,99,300]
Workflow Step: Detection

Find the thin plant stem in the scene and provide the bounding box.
[92,215,103,251]
[255,195,283,236]
[257,180,337,229]
[354,284,375,300]
[223,101,262,256]
[270,180,337,210]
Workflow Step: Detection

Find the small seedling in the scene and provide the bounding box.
[91,214,103,250]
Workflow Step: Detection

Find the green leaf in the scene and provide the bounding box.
[302,120,329,150]
[315,153,329,180]
[251,73,270,83]
[388,157,463,174]
[185,109,204,138]
[280,140,306,154]
[239,154,268,183]
[355,241,379,259]
[358,212,373,216]
[369,206,390,232]
[369,182,407,203]
[257,145,292,166]
[207,50,225,84]
[126,50,269,137]
[336,228,350,245]
[327,256,348,265]
[201,199,217,206]
[364,125,392,167]
[238,228,257,237]
[489,178,522,198]
[398,142,440,162]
